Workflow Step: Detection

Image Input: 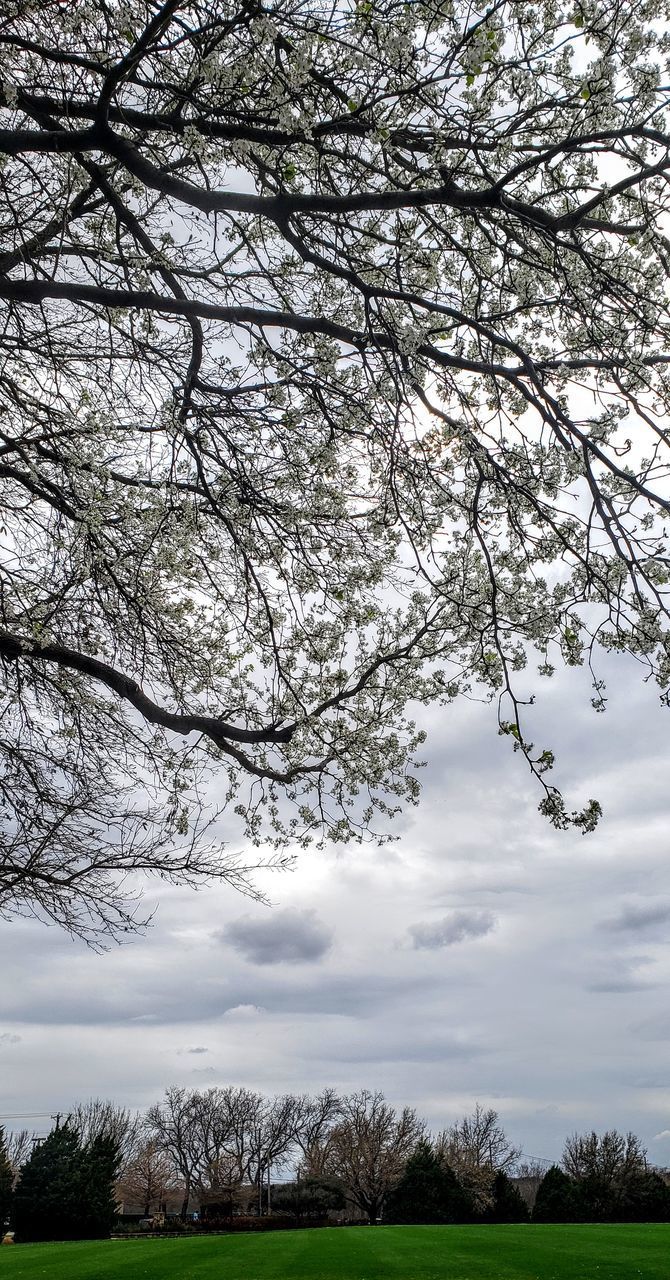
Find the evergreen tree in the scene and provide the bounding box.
[385,1142,446,1223]
[272,1176,346,1219]
[13,1125,82,1242]
[78,1135,121,1239]
[485,1171,529,1223]
[0,1127,14,1230]
[573,1173,612,1222]
[532,1166,579,1223]
[614,1171,670,1223]
[385,1142,473,1224]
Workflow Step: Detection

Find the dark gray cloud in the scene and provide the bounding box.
[408,909,496,950]
[182,1046,209,1055]
[0,962,428,1027]
[221,908,333,966]
[602,901,670,932]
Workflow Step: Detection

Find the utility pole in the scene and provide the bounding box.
[51,1113,62,1131]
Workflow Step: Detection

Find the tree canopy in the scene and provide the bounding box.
[1,0,670,940]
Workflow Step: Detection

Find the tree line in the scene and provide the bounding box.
[2,1091,669,1240]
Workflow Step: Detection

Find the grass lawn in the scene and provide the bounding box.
[1,1224,669,1279]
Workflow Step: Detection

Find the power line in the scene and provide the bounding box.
[0,1113,58,1121]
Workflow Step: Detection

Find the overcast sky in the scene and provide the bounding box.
[2,648,670,1168]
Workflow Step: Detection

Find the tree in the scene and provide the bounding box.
[116,1138,176,1217]
[617,1170,670,1223]
[5,1131,32,1183]
[435,1105,520,1215]
[384,1140,473,1224]
[12,1124,82,1242]
[294,1089,342,1178]
[68,1098,139,1168]
[0,1128,13,1229]
[144,1084,303,1217]
[12,1122,121,1242]
[1,2,670,940]
[532,1166,579,1224]
[145,1087,201,1220]
[244,1093,304,1214]
[562,1130,648,1221]
[484,1171,529,1224]
[77,1134,121,1239]
[197,1087,265,1199]
[271,1176,345,1220]
[323,1090,425,1223]
[436,1104,520,1175]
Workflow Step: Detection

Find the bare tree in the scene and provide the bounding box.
[1,2,670,940]
[295,1088,342,1178]
[187,1087,237,1196]
[145,1085,304,1216]
[4,1128,32,1184]
[434,1103,520,1213]
[244,1093,304,1214]
[68,1097,139,1166]
[117,1138,176,1217]
[436,1103,520,1174]
[562,1130,647,1185]
[187,1085,267,1201]
[199,1086,265,1195]
[324,1090,425,1223]
[145,1087,201,1219]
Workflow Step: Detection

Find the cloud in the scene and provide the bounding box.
[223,1005,265,1018]
[0,1032,20,1045]
[653,1130,670,1141]
[221,908,333,966]
[408,909,496,950]
[602,902,670,932]
[182,1046,209,1055]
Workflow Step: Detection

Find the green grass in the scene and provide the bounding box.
[1,1224,669,1279]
